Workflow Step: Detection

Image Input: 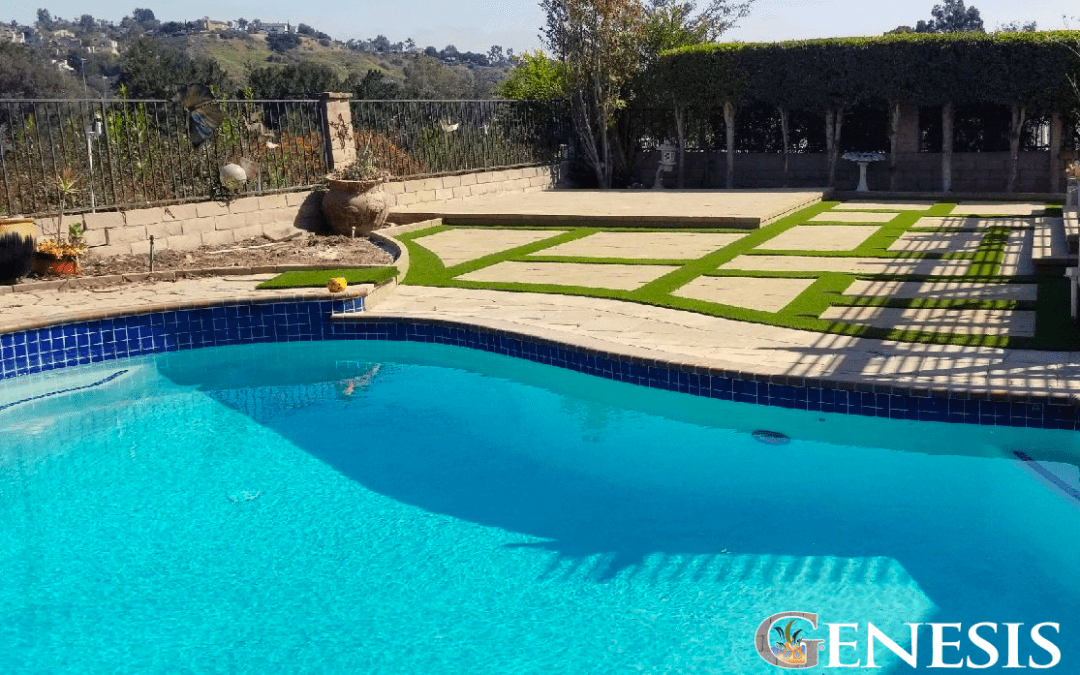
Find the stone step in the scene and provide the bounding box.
[1033,217,1070,273]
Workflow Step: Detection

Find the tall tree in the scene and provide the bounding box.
[249,61,345,98]
[644,0,753,47]
[402,55,474,98]
[914,0,984,33]
[118,36,231,98]
[494,50,569,100]
[543,0,752,188]
[541,0,648,188]
[35,8,55,31]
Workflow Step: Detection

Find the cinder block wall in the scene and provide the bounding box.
[382,166,555,207]
[38,165,556,258]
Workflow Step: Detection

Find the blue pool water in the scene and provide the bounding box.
[1,341,1078,673]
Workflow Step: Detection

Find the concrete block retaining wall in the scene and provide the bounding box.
[36,165,555,258]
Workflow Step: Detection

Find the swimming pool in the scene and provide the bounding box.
[1,339,1077,673]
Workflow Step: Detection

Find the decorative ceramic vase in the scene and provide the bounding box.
[32,252,82,275]
[321,177,389,236]
[0,217,36,282]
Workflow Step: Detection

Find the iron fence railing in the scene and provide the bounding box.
[0,98,327,218]
[348,99,569,178]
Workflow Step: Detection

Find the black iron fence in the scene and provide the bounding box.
[0,98,572,218]
[0,98,328,218]
[348,99,569,178]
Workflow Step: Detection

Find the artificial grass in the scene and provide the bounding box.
[395,200,1074,350]
[256,266,398,289]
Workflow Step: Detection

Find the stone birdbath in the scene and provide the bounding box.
[842,152,885,192]
[653,140,677,189]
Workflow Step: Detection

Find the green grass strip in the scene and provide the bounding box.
[1020,275,1080,350]
[967,226,1010,277]
[256,267,398,289]
[778,273,854,319]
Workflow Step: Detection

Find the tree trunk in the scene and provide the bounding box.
[941,102,953,193]
[888,100,901,192]
[674,103,685,189]
[570,90,603,188]
[825,107,843,188]
[597,75,612,189]
[779,105,790,187]
[1006,102,1026,193]
[1050,110,1064,193]
[723,100,735,189]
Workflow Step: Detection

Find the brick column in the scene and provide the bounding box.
[320,92,356,173]
[1050,110,1064,193]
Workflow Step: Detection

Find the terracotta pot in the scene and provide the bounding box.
[0,217,36,282]
[321,177,389,236]
[32,252,82,275]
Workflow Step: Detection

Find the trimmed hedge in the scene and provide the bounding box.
[644,32,1080,113]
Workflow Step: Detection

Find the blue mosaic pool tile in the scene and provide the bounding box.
[730,378,757,404]
[4,307,1079,430]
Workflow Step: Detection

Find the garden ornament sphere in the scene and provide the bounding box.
[219,163,248,190]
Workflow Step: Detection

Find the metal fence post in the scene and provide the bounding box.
[320,92,356,173]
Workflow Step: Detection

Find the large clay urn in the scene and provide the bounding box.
[321,177,389,236]
[0,217,36,282]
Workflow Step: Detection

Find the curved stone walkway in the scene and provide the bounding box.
[361,285,1080,401]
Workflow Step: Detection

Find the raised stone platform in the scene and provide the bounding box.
[390,189,829,229]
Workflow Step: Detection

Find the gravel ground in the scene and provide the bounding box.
[68,233,395,278]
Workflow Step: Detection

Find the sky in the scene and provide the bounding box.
[6,0,1078,54]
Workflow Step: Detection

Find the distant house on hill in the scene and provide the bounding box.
[51,28,75,39]
[202,17,231,32]
[89,36,119,54]
[261,22,294,35]
[0,26,24,44]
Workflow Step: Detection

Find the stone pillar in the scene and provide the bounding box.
[1050,110,1064,193]
[894,103,920,153]
[320,92,356,173]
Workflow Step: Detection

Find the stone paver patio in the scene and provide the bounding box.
[359,287,1077,398]
[888,231,984,253]
[831,201,935,211]
[808,211,897,223]
[392,188,828,228]
[718,255,972,276]
[412,228,564,267]
[456,261,680,291]
[761,225,880,251]
[672,276,817,312]
[949,202,1048,216]
[844,280,1038,301]
[820,306,1037,338]
[532,231,745,259]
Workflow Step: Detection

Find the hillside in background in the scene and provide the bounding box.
[1,9,515,100]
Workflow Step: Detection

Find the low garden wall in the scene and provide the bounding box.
[37,165,556,258]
